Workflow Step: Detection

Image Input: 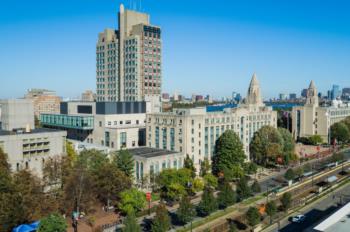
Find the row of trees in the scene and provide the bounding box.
[245,192,292,229]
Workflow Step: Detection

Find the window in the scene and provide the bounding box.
[99,121,102,127]
[120,132,127,148]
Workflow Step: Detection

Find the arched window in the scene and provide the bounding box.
[25,161,29,169]
[140,162,144,180]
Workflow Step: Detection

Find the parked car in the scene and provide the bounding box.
[292,214,306,223]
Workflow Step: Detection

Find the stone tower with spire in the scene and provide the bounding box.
[306,80,319,106]
[246,73,264,106]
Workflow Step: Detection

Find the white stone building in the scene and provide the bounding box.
[146,74,277,171]
[292,81,350,143]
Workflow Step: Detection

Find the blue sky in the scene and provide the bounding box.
[1,0,350,99]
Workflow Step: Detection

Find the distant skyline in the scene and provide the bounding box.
[1,0,350,100]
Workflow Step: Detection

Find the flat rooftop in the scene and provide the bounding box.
[0,128,64,136]
[129,147,178,158]
[314,201,350,232]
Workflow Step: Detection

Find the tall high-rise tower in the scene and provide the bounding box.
[96,4,162,111]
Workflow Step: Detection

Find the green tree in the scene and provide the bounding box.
[294,167,304,179]
[280,192,292,212]
[38,213,67,232]
[330,152,345,163]
[192,178,204,193]
[331,122,350,144]
[184,154,196,178]
[123,211,141,232]
[212,130,246,178]
[200,158,210,177]
[343,116,350,131]
[196,187,218,216]
[251,180,261,193]
[284,168,295,181]
[278,128,296,164]
[13,170,46,221]
[156,168,192,201]
[229,223,238,232]
[114,149,135,177]
[309,135,323,145]
[246,207,260,227]
[94,161,132,207]
[118,188,146,215]
[236,177,251,201]
[203,173,218,189]
[66,141,77,165]
[217,181,236,209]
[176,195,196,224]
[0,148,25,232]
[250,126,283,166]
[266,201,277,224]
[151,203,171,232]
[243,162,258,175]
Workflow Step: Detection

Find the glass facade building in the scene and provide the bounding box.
[40,114,94,130]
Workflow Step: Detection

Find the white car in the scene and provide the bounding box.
[292,214,306,223]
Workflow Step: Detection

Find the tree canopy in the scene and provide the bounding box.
[123,211,141,232]
[37,213,67,232]
[196,187,218,216]
[151,203,171,232]
[176,195,196,225]
[118,188,146,215]
[246,207,261,227]
[331,122,350,144]
[114,149,135,177]
[212,130,246,178]
[217,181,236,209]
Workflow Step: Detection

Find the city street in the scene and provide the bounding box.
[265,181,350,232]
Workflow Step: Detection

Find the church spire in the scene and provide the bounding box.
[246,73,263,106]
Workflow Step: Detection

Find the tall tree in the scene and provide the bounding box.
[0,148,25,232]
[217,181,236,209]
[246,207,260,228]
[176,195,196,225]
[196,187,218,216]
[123,211,141,232]
[114,149,135,177]
[13,170,46,221]
[184,154,196,178]
[37,213,67,232]
[203,173,218,189]
[95,161,132,207]
[212,130,246,178]
[151,203,171,232]
[266,201,277,224]
[250,126,283,166]
[278,128,296,164]
[236,177,251,201]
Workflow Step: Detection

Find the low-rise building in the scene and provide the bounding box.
[292,81,350,142]
[129,147,183,188]
[0,99,66,177]
[40,101,149,150]
[146,74,277,171]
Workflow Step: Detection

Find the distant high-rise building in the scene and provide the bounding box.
[232,92,241,103]
[81,90,96,102]
[24,89,61,117]
[279,93,288,100]
[330,85,341,100]
[289,93,297,100]
[301,89,308,98]
[342,88,350,99]
[195,95,204,102]
[96,4,162,112]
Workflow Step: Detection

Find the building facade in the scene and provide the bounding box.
[130,147,183,188]
[96,4,162,112]
[146,74,277,170]
[0,99,66,177]
[40,101,149,151]
[24,89,61,117]
[292,81,350,142]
